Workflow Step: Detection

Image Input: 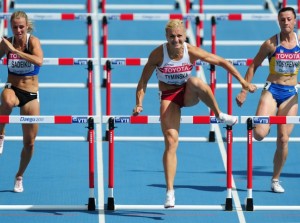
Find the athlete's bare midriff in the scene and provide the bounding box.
[266,73,298,86]
[7,74,39,92]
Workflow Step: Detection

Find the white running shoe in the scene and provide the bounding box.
[271,179,285,193]
[164,190,175,208]
[0,135,5,155]
[218,113,237,126]
[14,176,24,193]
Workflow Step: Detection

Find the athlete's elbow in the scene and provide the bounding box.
[36,59,43,67]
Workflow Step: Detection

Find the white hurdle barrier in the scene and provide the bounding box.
[0,205,89,211]
[0,115,100,211]
[102,115,238,124]
[103,4,266,11]
[0,115,101,124]
[5,136,87,141]
[103,115,300,211]
[103,115,300,143]
[241,116,300,124]
[102,4,178,11]
[0,12,296,21]
[109,83,267,90]
[0,57,98,65]
[0,115,99,141]
[100,57,269,66]
[0,57,98,90]
[107,39,265,46]
[0,83,87,89]
[10,4,86,10]
[103,115,237,211]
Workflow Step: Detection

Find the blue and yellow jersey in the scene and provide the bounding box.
[269,32,300,76]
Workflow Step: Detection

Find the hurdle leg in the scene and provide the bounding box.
[107,117,115,210]
[105,60,112,115]
[246,118,254,211]
[225,125,233,211]
[88,117,96,210]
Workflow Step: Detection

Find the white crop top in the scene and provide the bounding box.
[156,42,193,85]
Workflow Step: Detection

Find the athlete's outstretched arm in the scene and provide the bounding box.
[236,37,275,107]
[133,47,161,116]
[188,44,257,92]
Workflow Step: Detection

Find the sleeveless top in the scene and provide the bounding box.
[7,33,40,76]
[269,32,300,76]
[156,42,193,85]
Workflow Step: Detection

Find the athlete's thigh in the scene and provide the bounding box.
[255,90,277,132]
[21,100,40,141]
[277,94,298,116]
[20,99,40,116]
[277,94,298,136]
[160,100,181,133]
[255,90,277,116]
[183,77,202,107]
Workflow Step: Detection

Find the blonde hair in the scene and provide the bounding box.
[10,11,34,33]
[165,19,186,33]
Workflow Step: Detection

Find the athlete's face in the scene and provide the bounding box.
[11,17,28,40]
[166,26,186,49]
[278,11,296,33]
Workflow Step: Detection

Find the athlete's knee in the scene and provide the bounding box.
[23,138,35,151]
[253,127,269,141]
[164,130,178,148]
[253,133,264,141]
[277,133,289,145]
[1,97,16,110]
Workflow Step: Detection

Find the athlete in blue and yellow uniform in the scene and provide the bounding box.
[236,7,299,193]
[0,11,43,193]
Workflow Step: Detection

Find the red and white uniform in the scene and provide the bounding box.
[156,42,193,85]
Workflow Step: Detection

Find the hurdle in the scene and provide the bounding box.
[240,116,300,211]
[0,57,97,114]
[0,55,98,118]
[100,57,268,113]
[1,0,94,59]
[0,12,94,50]
[100,0,181,11]
[101,57,268,142]
[100,0,268,11]
[6,0,88,10]
[0,115,100,211]
[102,115,238,211]
[195,0,268,11]
[99,56,300,143]
[99,11,300,55]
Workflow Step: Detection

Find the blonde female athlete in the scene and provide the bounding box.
[236,7,299,193]
[133,19,257,208]
[0,11,43,193]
